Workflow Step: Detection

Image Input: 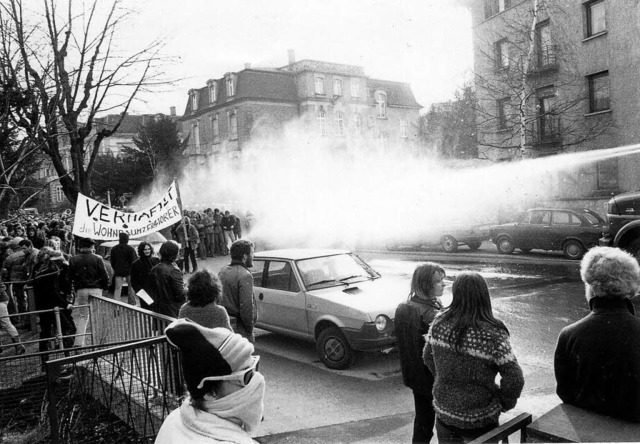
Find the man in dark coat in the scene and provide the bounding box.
[68,237,109,347]
[554,246,640,423]
[218,239,256,342]
[110,232,138,305]
[149,241,186,318]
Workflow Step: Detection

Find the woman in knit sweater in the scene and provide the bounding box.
[423,272,524,443]
[179,269,233,330]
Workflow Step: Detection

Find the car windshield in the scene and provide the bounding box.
[296,253,378,290]
[583,210,605,226]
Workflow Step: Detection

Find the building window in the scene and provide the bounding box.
[484,0,511,19]
[208,81,217,103]
[353,114,362,135]
[351,79,360,98]
[315,76,325,95]
[535,21,555,69]
[400,120,408,138]
[587,71,610,113]
[212,115,220,143]
[317,109,326,136]
[597,158,618,190]
[586,0,606,37]
[495,39,509,70]
[375,91,387,118]
[226,76,235,97]
[334,112,344,136]
[497,97,510,130]
[193,120,200,147]
[190,90,198,112]
[333,79,343,96]
[55,186,64,202]
[228,110,238,140]
[537,87,559,142]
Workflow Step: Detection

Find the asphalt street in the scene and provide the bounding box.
[196,243,589,443]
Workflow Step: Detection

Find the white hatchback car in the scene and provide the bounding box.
[251,249,406,369]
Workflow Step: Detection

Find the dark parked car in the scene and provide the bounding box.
[489,208,606,260]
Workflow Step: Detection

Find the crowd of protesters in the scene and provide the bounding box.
[2,206,640,442]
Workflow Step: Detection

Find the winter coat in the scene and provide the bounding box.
[177,223,200,250]
[424,318,524,429]
[218,261,256,342]
[110,236,138,277]
[179,302,233,330]
[395,296,442,393]
[33,261,71,310]
[150,261,186,318]
[68,250,110,290]
[3,251,26,282]
[130,256,160,310]
[554,297,640,423]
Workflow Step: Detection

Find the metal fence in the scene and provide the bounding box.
[45,336,183,443]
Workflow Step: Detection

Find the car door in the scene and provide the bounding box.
[254,260,308,335]
[549,210,580,249]
[519,210,552,249]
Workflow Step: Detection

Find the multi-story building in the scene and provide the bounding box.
[179,50,422,167]
[470,0,640,202]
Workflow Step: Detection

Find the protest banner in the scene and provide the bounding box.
[72,181,183,240]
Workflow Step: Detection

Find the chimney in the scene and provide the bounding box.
[170,106,176,117]
[288,49,295,65]
[244,63,252,69]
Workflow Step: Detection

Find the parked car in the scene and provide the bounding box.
[251,249,406,370]
[489,208,606,260]
[386,223,491,253]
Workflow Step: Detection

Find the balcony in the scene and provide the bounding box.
[530,45,558,75]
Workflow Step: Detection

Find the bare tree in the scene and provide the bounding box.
[473,0,612,159]
[0,0,166,204]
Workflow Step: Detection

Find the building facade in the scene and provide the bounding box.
[179,51,422,167]
[470,0,640,202]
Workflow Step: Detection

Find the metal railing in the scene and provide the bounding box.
[88,295,175,345]
[469,413,533,443]
[45,336,183,443]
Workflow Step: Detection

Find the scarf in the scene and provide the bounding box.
[198,371,266,433]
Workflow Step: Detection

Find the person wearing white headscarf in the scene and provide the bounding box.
[156,319,265,443]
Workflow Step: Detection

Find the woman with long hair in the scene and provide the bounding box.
[395,262,446,443]
[130,241,160,310]
[179,269,232,330]
[423,272,524,443]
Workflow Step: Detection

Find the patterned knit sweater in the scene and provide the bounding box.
[423,318,524,429]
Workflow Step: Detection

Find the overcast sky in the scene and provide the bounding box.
[124,0,473,116]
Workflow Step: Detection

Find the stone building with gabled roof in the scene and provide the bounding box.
[180,50,422,166]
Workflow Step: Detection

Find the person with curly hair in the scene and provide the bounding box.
[554,246,640,423]
[179,269,232,330]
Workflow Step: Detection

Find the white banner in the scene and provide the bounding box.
[72,182,182,240]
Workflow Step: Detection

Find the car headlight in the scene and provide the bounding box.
[375,315,388,331]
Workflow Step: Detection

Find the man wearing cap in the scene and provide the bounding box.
[156,318,265,443]
[68,238,109,347]
[218,239,257,343]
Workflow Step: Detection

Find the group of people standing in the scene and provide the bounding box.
[171,208,254,275]
[395,245,640,443]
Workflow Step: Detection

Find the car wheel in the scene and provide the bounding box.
[316,326,353,370]
[441,235,458,253]
[625,238,640,261]
[467,241,482,251]
[520,248,532,254]
[385,243,400,251]
[563,240,585,260]
[496,237,515,254]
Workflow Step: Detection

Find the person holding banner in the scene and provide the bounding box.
[176,216,199,275]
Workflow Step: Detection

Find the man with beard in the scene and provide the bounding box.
[218,239,256,343]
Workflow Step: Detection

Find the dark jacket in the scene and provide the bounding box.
[150,261,186,318]
[130,256,160,310]
[221,215,235,232]
[110,234,138,276]
[554,297,640,423]
[218,260,256,342]
[68,249,110,290]
[33,261,71,310]
[395,296,441,393]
